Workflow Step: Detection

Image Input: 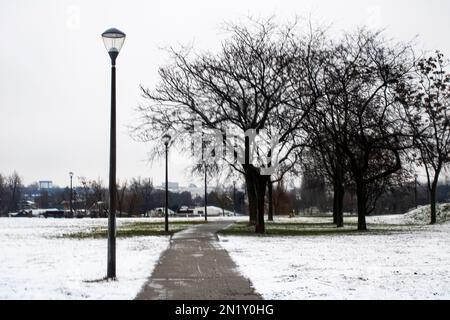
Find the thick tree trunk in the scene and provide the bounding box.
[356,180,367,231]
[430,182,438,225]
[334,151,345,227]
[255,175,268,234]
[244,169,257,225]
[333,180,345,228]
[268,180,273,222]
[332,191,338,225]
[243,136,257,225]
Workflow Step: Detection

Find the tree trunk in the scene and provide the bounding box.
[333,183,345,227]
[332,192,338,225]
[255,175,268,234]
[243,136,257,225]
[356,180,367,231]
[430,181,438,225]
[334,182,345,228]
[268,180,273,222]
[244,167,257,225]
[333,150,345,227]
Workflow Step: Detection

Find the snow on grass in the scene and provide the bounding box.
[0,218,169,300]
[402,204,450,224]
[219,215,450,300]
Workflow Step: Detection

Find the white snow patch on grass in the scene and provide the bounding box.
[0,218,169,300]
[220,216,450,300]
[402,204,450,224]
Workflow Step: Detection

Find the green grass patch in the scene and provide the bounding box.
[218,221,415,237]
[62,220,205,239]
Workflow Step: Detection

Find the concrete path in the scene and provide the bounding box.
[135,221,262,300]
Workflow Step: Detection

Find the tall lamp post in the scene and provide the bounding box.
[69,172,74,217]
[102,27,126,280]
[204,161,208,222]
[162,134,171,233]
[414,173,418,208]
[233,180,236,216]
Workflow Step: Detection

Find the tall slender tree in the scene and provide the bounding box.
[398,51,450,224]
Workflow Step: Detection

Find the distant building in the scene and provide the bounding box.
[156,181,207,197]
[168,182,179,189]
[39,181,53,190]
[158,182,180,190]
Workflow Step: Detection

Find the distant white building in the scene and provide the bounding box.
[158,182,179,190]
[38,181,53,190]
[156,182,206,197]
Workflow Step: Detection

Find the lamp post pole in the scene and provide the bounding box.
[204,162,208,222]
[414,174,418,208]
[162,134,171,233]
[107,53,117,279]
[102,27,126,280]
[165,142,169,233]
[233,181,236,216]
[82,180,88,215]
[69,172,73,217]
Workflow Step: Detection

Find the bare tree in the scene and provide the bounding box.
[398,51,450,224]
[306,29,414,230]
[134,18,319,233]
[7,171,23,213]
[79,176,90,214]
[0,174,7,215]
[272,179,294,216]
[211,186,232,216]
[117,180,128,217]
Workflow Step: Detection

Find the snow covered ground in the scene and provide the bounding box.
[3,212,450,300]
[220,214,450,300]
[0,218,169,300]
[402,203,450,224]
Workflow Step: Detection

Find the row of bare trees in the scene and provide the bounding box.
[0,172,23,214]
[135,18,450,233]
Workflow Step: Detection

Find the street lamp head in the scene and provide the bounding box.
[69,172,74,178]
[162,134,172,146]
[102,28,126,62]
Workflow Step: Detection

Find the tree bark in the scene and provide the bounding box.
[268,180,273,222]
[332,192,338,225]
[243,136,257,225]
[334,150,345,227]
[333,180,345,228]
[244,167,257,225]
[255,175,268,234]
[430,181,438,225]
[356,180,367,231]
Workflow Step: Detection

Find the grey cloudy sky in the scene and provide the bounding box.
[0,0,449,188]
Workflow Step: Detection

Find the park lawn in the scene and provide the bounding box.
[218,219,423,237]
[219,213,450,299]
[0,218,172,299]
[63,220,206,239]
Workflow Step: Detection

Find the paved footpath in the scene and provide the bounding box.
[135,221,262,300]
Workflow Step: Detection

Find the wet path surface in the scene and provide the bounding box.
[135,221,262,300]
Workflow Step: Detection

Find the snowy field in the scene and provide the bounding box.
[2,211,450,300]
[0,218,169,300]
[220,214,450,300]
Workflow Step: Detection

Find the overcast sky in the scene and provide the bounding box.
[0,0,449,188]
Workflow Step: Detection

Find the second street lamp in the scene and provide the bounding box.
[204,161,208,222]
[102,27,126,280]
[69,172,74,218]
[162,134,171,233]
[233,180,236,216]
